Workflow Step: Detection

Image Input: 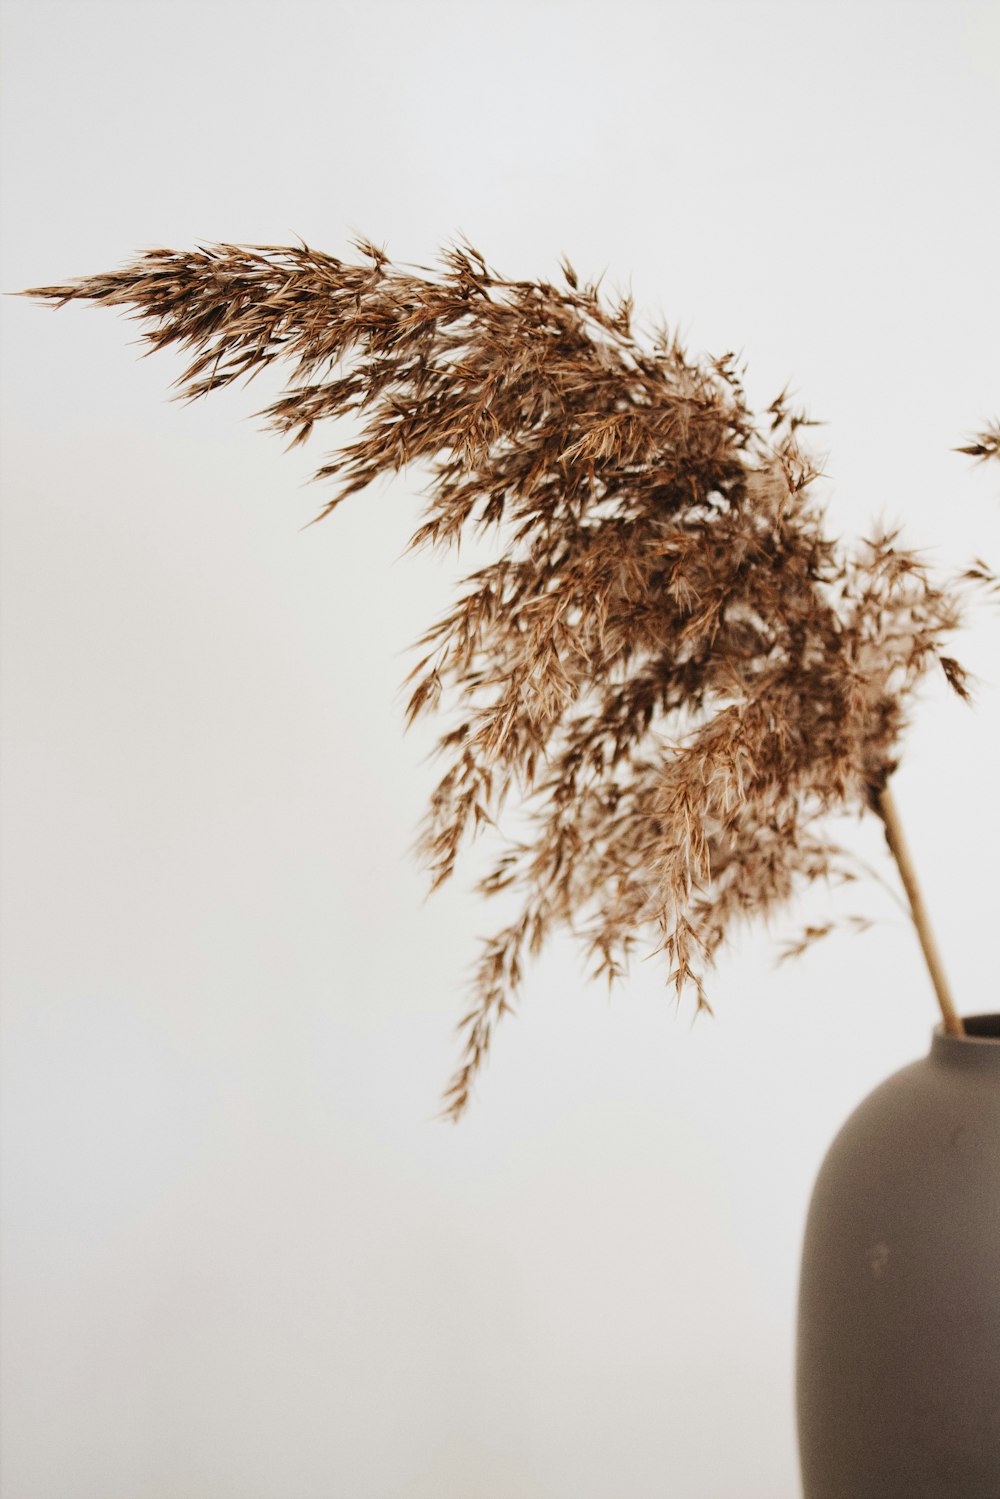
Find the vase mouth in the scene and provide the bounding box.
[932,1012,1000,1067]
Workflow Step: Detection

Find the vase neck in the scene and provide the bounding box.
[931,1013,1000,1071]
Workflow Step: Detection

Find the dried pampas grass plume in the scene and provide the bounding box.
[22,240,1000,1118]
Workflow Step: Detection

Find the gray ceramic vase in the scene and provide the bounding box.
[796,1013,1000,1498]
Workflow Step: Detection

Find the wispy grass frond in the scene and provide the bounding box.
[23,240,993,1117]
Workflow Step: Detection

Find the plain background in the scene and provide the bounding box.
[1,2,998,1495]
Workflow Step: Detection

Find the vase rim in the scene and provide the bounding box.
[932,1012,1000,1066]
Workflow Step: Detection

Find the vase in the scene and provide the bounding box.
[796,1012,1000,1499]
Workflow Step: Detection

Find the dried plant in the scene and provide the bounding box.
[23,241,999,1118]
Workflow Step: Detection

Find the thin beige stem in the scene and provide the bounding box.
[874,783,964,1036]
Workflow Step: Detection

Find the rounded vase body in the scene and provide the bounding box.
[797,1013,1000,1499]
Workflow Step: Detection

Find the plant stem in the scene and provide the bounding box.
[874,783,964,1036]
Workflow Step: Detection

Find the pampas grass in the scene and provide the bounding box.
[23,240,999,1117]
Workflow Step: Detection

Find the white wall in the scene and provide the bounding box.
[1,3,998,1495]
